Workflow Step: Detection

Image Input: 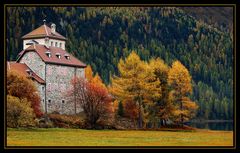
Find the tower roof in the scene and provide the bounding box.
[21,24,66,40]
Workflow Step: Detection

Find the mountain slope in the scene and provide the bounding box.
[6,7,233,120]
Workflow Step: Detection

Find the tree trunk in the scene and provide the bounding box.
[180,99,183,127]
[138,99,143,129]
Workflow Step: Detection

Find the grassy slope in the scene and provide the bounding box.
[7,128,233,146]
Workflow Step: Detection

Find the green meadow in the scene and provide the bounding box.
[7,128,233,147]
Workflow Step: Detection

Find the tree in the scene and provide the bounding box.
[7,95,36,127]
[85,64,94,81]
[148,58,173,126]
[91,73,107,90]
[117,101,124,116]
[167,60,198,126]
[7,70,43,117]
[110,51,161,128]
[69,77,112,129]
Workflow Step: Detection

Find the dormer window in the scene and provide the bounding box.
[45,51,51,57]
[64,54,70,60]
[56,53,61,59]
[26,69,32,77]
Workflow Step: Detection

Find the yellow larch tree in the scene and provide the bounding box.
[167,60,198,126]
[148,58,174,127]
[109,51,161,128]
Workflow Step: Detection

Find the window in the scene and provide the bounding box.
[56,53,61,59]
[42,86,45,91]
[55,42,58,47]
[62,100,65,104]
[59,43,62,48]
[51,41,53,46]
[64,54,70,60]
[48,100,51,103]
[45,51,51,57]
[26,69,32,77]
[42,99,44,103]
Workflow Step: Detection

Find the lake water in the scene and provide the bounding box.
[185,121,233,131]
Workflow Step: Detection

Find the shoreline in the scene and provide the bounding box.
[187,120,233,123]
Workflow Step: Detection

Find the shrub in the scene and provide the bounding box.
[48,114,86,128]
[7,95,36,127]
[7,70,43,117]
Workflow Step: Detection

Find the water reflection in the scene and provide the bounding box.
[185,121,233,131]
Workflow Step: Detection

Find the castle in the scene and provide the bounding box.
[7,21,86,114]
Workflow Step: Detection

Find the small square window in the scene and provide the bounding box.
[62,100,65,104]
[42,86,45,91]
[48,100,51,103]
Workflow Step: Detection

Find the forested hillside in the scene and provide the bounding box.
[6,7,233,120]
[180,7,233,33]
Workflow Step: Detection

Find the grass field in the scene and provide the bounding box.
[6,128,233,147]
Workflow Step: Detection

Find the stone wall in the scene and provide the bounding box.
[45,63,84,114]
[19,51,46,80]
[35,82,46,113]
[19,50,85,115]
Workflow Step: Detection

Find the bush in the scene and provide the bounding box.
[7,95,36,127]
[7,70,43,117]
[48,114,86,128]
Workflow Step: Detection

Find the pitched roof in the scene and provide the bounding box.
[7,62,45,84]
[17,44,86,68]
[21,24,66,40]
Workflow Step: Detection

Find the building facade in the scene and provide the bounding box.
[11,22,86,114]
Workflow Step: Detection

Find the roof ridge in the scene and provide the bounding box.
[44,24,49,36]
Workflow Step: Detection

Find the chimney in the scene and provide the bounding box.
[51,23,56,34]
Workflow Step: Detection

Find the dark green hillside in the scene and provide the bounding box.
[180,7,233,33]
[6,7,233,120]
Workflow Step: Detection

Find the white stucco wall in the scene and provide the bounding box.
[23,38,65,50]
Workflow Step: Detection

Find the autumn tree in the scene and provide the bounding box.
[69,77,112,129]
[167,61,198,126]
[110,51,161,128]
[91,73,107,90]
[117,101,124,116]
[148,58,174,127]
[7,70,43,117]
[85,64,94,81]
[7,95,36,127]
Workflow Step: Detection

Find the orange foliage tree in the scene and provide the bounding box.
[69,76,112,129]
[7,70,43,117]
[85,64,94,81]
